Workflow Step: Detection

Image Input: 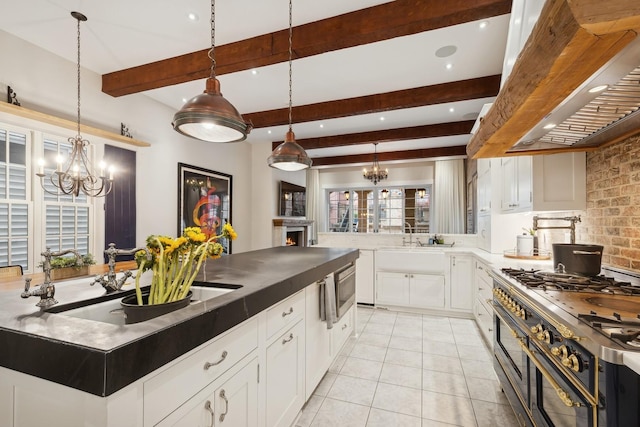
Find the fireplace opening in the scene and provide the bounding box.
[286,231,303,246]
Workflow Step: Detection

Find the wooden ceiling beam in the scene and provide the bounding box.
[567,0,640,34]
[466,0,638,159]
[271,121,475,150]
[311,145,467,167]
[249,75,500,128]
[101,0,511,96]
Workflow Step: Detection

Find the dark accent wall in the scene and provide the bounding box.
[104,145,136,262]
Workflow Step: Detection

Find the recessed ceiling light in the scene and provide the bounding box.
[435,45,457,58]
[543,123,556,130]
[182,98,187,103]
[319,124,324,128]
[187,12,198,21]
[379,117,385,121]
[445,63,453,70]
[449,107,455,113]
[267,130,272,134]
[479,21,488,29]
[588,84,608,93]
[251,69,258,75]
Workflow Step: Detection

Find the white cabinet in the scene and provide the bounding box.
[376,272,445,309]
[331,306,354,356]
[159,356,259,427]
[477,158,492,217]
[500,153,586,213]
[500,156,532,212]
[449,255,473,311]
[473,259,494,348]
[305,280,332,400]
[355,249,374,304]
[265,319,305,427]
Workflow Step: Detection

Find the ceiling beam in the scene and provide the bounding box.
[271,121,475,150]
[466,0,638,159]
[311,145,467,167]
[249,75,500,128]
[567,0,640,33]
[101,0,511,97]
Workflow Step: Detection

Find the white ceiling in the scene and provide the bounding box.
[0,0,510,163]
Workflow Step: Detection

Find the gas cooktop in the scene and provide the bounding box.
[501,266,640,350]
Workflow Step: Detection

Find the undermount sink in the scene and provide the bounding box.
[48,283,240,326]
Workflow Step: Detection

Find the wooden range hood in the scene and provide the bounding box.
[467,0,640,159]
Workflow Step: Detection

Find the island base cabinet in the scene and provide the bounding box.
[157,355,259,427]
[265,319,305,427]
[305,280,332,401]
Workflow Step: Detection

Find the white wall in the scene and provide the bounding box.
[0,29,274,254]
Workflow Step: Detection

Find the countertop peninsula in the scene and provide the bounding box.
[0,246,358,396]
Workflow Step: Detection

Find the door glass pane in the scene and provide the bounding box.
[378,188,403,233]
[328,191,352,232]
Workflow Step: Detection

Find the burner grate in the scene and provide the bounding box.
[501,268,638,294]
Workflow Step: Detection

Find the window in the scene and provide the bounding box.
[0,122,96,273]
[327,185,431,234]
[0,127,31,270]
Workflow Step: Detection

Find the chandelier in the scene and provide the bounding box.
[36,12,114,198]
[363,143,388,185]
[267,0,312,171]
[172,0,252,143]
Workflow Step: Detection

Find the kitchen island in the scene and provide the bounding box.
[0,246,358,427]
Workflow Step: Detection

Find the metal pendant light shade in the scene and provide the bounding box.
[268,0,312,171]
[268,130,312,171]
[172,0,251,143]
[173,77,252,143]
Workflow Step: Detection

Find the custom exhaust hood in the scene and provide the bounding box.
[467,0,640,159]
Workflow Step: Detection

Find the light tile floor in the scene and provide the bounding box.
[295,306,518,427]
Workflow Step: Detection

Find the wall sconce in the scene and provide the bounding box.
[381,189,389,199]
[417,189,426,198]
[344,191,350,201]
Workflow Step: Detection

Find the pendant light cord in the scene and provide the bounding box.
[288,0,293,133]
[75,15,82,138]
[208,0,216,79]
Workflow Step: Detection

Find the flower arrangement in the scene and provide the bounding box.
[132,223,237,306]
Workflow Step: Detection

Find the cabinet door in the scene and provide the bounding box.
[214,358,259,427]
[355,249,375,304]
[376,272,410,306]
[159,357,259,427]
[450,256,473,311]
[305,281,332,400]
[477,159,492,216]
[515,156,532,210]
[266,320,305,427]
[500,157,517,211]
[408,274,445,309]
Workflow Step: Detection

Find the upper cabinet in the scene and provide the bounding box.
[500,152,586,213]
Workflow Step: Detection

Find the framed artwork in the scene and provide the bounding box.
[178,163,233,254]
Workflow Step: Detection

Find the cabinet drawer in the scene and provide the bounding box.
[266,289,304,340]
[332,306,353,355]
[144,317,258,427]
[475,297,493,348]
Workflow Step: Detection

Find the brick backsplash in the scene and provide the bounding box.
[578,134,640,272]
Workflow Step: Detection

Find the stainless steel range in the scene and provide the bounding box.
[490,266,640,427]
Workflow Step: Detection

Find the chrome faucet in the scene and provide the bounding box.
[532,215,581,244]
[90,243,150,293]
[404,221,413,246]
[21,248,84,308]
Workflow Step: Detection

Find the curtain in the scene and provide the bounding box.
[305,168,320,244]
[433,159,465,233]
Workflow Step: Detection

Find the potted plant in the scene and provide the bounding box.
[42,253,96,280]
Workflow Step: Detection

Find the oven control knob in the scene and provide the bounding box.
[531,324,542,334]
[518,308,526,319]
[562,354,583,372]
[537,330,552,343]
[551,345,568,359]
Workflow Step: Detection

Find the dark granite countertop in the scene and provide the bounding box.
[0,246,358,396]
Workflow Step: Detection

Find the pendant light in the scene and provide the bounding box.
[36,12,114,198]
[267,0,312,171]
[363,143,388,185]
[172,0,252,143]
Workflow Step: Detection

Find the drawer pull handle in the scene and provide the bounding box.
[204,400,214,427]
[219,389,228,422]
[342,323,348,330]
[204,350,228,370]
[282,307,294,317]
[282,333,294,345]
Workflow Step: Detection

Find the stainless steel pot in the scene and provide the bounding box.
[552,243,603,276]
